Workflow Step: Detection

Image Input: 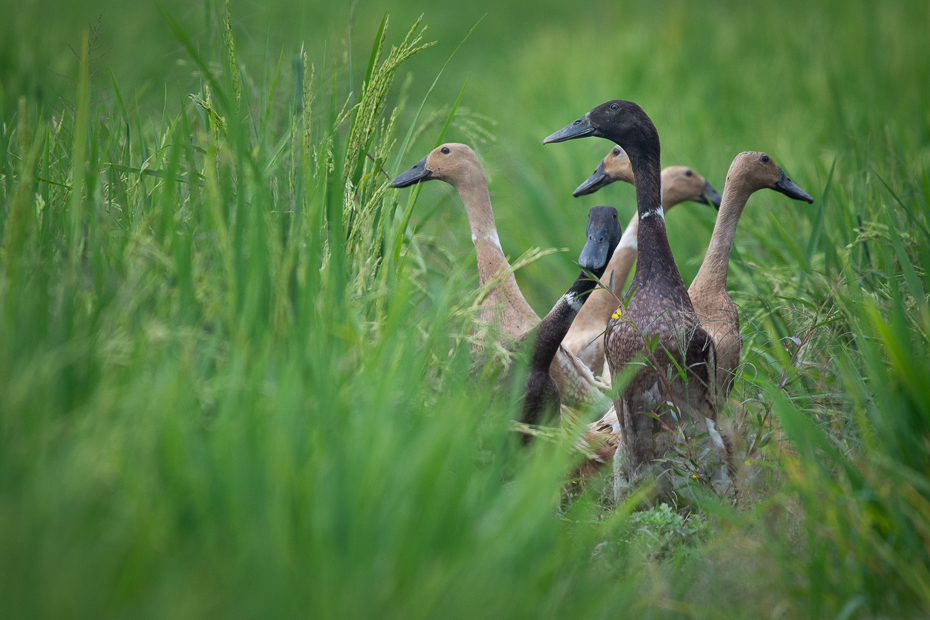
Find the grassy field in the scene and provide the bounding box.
[2,0,930,617]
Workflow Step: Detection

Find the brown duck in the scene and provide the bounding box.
[688,151,813,399]
[391,143,611,412]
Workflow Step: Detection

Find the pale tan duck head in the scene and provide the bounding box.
[660,166,723,209]
[574,146,723,209]
[391,143,483,190]
[723,151,814,203]
[572,146,635,196]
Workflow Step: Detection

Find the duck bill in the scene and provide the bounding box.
[573,163,612,197]
[578,234,610,272]
[697,179,723,210]
[391,155,432,188]
[543,114,597,144]
[773,170,814,203]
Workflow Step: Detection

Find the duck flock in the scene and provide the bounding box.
[391,100,813,499]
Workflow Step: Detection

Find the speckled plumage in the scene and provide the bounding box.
[604,215,718,482]
[545,101,726,491]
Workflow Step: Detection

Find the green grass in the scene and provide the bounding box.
[1,0,930,617]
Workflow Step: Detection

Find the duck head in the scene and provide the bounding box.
[726,151,814,203]
[661,166,723,210]
[391,143,482,189]
[578,205,623,277]
[544,100,659,161]
[573,146,634,197]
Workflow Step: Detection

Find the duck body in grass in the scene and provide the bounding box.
[688,151,813,400]
[391,143,611,412]
[564,145,722,375]
[519,206,622,432]
[545,101,728,491]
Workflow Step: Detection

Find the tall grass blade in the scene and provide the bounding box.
[67,29,89,261]
[390,15,483,175]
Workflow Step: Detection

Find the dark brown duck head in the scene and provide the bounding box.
[545,100,664,222]
[544,100,660,168]
[578,205,623,278]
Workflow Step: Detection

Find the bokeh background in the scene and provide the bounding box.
[5,0,928,311]
[2,1,930,617]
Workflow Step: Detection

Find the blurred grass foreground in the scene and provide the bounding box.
[1,0,930,617]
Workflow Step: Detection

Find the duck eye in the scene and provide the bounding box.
[760,154,770,164]
[684,169,693,177]
[441,147,450,155]
[610,103,619,111]
[612,147,621,156]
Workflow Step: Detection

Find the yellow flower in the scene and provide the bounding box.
[691,474,698,480]
[611,307,623,320]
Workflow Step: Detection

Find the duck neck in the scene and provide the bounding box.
[453,172,507,287]
[532,268,602,371]
[691,183,752,295]
[452,167,540,337]
[609,213,641,295]
[628,148,687,297]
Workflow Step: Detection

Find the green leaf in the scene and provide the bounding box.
[885,206,926,305]
[434,77,468,147]
[391,15,484,175]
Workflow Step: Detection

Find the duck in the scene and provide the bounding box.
[544,101,728,491]
[563,145,722,375]
[391,143,612,412]
[519,205,622,433]
[688,151,813,400]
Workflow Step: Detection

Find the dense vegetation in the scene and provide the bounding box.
[1,0,929,617]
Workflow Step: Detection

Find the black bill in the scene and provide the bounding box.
[391,155,432,188]
[543,114,597,144]
[573,161,612,197]
[772,170,814,203]
[698,179,723,209]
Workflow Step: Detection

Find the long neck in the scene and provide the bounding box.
[531,269,602,372]
[454,174,505,287]
[628,148,688,301]
[690,182,753,295]
[452,169,540,335]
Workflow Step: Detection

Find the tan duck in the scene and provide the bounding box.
[545,101,728,491]
[519,206,622,434]
[688,151,813,400]
[391,143,611,411]
[563,145,722,375]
